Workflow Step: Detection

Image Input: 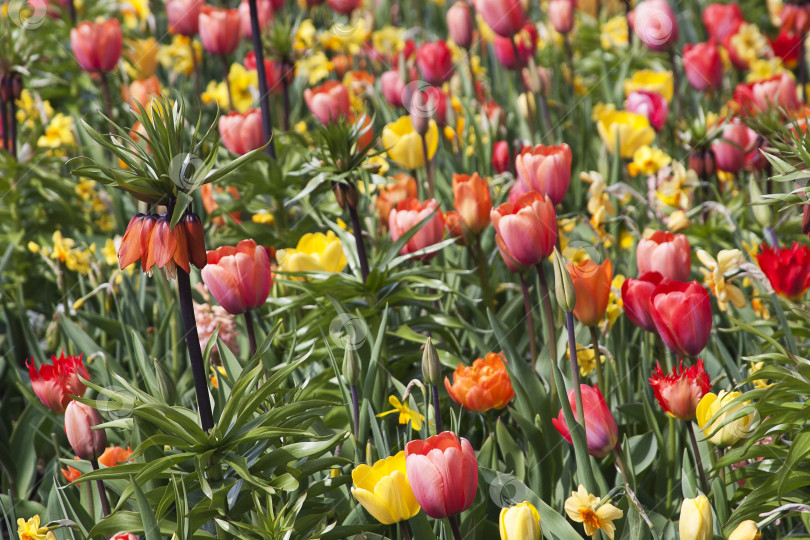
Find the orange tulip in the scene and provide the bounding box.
[122,75,162,110]
[452,172,491,235]
[444,352,515,412]
[376,174,417,223]
[98,446,133,467]
[567,258,613,327]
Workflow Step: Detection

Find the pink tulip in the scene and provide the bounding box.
[712,122,757,174]
[493,25,537,70]
[625,90,669,131]
[166,0,204,35]
[702,2,743,42]
[389,198,445,259]
[447,2,474,48]
[65,401,107,460]
[780,4,810,34]
[416,41,454,86]
[474,0,526,37]
[381,70,406,107]
[491,192,557,269]
[636,230,691,282]
[201,239,273,315]
[552,384,618,458]
[650,280,713,357]
[630,0,678,52]
[198,5,242,56]
[731,73,801,118]
[405,431,478,519]
[110,534,138,540]
[238,0,273,38]
[219,109,265,156]
[514,143,572,204]
[326,0,358,14]
[304,81,351,124]
[70,19,122,72]
[621,272,666,332]
[682,41,723,92]
[549,0,575,34]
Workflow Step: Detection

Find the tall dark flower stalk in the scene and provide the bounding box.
[246,0,276,159]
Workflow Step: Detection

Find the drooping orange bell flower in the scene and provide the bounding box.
[567,258,613,327]
[444,352,515,412]
[118,213,206,277]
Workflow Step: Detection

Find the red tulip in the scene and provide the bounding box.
[405,431,478,518]
[326,0,358,14]
[682,41,723,92]
[304,80,351,124]
[630,0,678,52]
[388,198,445,259]
[166,0,204,35]
[636,230,691,282]
[70,19,122,72]
[621,272,666,332]
[416,41,454,86]
[731,73,801,118]
[452,172,492,235]
[65,401,107,460]
[244,51,286,90]
[381,70,406,107]
[27,352,89,414]
[649,280,713,357]
[549,0,575,34]
[474,0,526,37]
[514,143,572,204]
[552,384,618,458]
[770,31,802,70]
[219,108,265,155]
[110,534,138,540]
[567,258,613,327]
[201,239,273,315]
[238,0,273,38]
[447,2,474,48]
[756,242,810,301]
[492,141,511,174]
[493,25,537,70]
[491,192,557,269]
[701,2,742,42]
[711,122,757,174]
[198,5,241,56]
[649,359,711,421]
[625,90,669,131]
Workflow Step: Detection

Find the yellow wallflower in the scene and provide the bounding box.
[294,19,317,51]
[623,70,673,102]
[729,23,771,69]
[697,249,746,312]
[351,452,421,525]
[564,485,623,539]
[567,343,606,377]
[17,515,55,540]
[101,239,118,266]
[376,395,425,430]
[158,35,202,77]
[627,146,671,177]
[601,15,628,49]
[595,109,655,159]
[295,52,333,86]
[37,113,75,149]
[201,63,258,112]
[276,231,348,275]
[16,90,52,128]
[382,116,439,169]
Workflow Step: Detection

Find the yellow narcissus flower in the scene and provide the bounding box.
[746,58,788,82]
[158,35,202,77]
[748,361,772,390]
[125,37,159,79]
[679,495,712,540]
[623,70,673,102]
[17,515,56,540]
[201,64,258,113]
[376,395,425,430]
[655,163,697,211]
[601,15,628,49]
[696,390,755,446]
[564,485,623,539]
[567,343,606,377]
[294,19,316,51]
[500,501,542,540]
[16,90,52,128]
[321,20,370,54]
[276,231,348,274]
[37,113,75,149]
[121,0,149,27]
[350,451,421,525]
[595,110,655,159]
[628,146,671,177]
[666,210,691,232]
[729,520,762,540]
[371,25,406,53]
[697,249,746,312]
[102,239,118,266]
[382,116,439,170]
[295,52,333,86]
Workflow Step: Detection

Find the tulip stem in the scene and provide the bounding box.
[563,34,575,85]
[244,310,258,358]
[91,460,110,517]
[281,69,291,131]
[668,47,682,119]
[535,264,557,395]
[519,274,538,371]
[247,0,276,159]
[565,311,586,427]
[221,56,234,111]
[350,384,360,444]
[189,40,201,97]
[448,515,462,540]
[589,325,606,400]
[177,268,215,431]
[421,133,435,199]
[399,521,412,540]
[801,33,808,102]
[99,72,114,122]
[432,384,442,433]
[68,0,76,25]
[473,238,494,311]
[624,0,633,46]
[348,204,370,282]
[0,89,7,152]
[687,421,711,495]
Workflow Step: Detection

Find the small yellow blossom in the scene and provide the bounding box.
[697,249,746,311]
[655,163,698,211]
[666,210,691,232]
[475,13,495,43]
[628,146,671,177]
[603,275,625,332]
[125,37,160,79]
[16,90,53,128]
[749,361,773,390]
[376,395,425,431]
[619,230,634,251]
[37,114,75,150]
[567,343,606,377]
[295,51,333,86]
[121,0,149,28]
[252,211,275,225]
[158,35,202,77]
[28,241,40,254]
[601,15,628,49]
[320,20,370,54]
[75,178,96,201]
[201,63,258,113]
[729,23,771,69]
[371,25,406,53]
[564,485,623,539]
[102,239,118,266]
[51,231,75,263]
[746,58,789,82]
[17,515,56,540]
[294,19,317,51]
[210,365,227,388]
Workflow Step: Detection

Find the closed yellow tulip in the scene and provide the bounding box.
[125,37,160,79]
[623,70,674,102]
[729,520,762,540]
[595,110,655,159]
[382,116,438,170]
[500,502,541,540]
[350,451,420,525]
[679,495,712,540]
[276,231,347,275]
[696,390,755,446]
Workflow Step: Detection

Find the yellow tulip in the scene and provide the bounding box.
[350,451,421,525]
[696,390,755,446]
[679,496,712,540]
[500,502,542,540]
[729,520,762,540]
[382,116,439,170]
[276,231,348,275]
[623,70,674,102]
[125,37,159,79]
[595,110,655,159]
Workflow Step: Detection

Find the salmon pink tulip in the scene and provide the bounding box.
[65,401,107,461]
[201,240,273,315]
[515,143,572,204]
[70,19,122,73]
[491,192,557,269]
[636,230,691,282]
[388,198,445,259]
[567,258,613,327]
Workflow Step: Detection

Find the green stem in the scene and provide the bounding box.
[473,238,494,310]
[687,421,711,495]
[536,264,557,398]
[565,312,586,428]
[589,325,606,400]
[519,274,538,370]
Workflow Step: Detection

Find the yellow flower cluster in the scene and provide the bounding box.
[158,35,202,77]
[201,63,258,113]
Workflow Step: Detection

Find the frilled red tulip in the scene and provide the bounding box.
[405,431,478,519]
[304,81,351,124]
[515,143,572,205]
[65,401,107,461]
[198,6,241,56]
[492,141,511,174]
[549,0,575,34]
[219,108,265,155]
[416,41,454,86]
[625,90,669,131]
[98,445,134,467]
[756,242,810,301]
[702,2,742,42]
[447,2,474,48]
[649,359,711,421]
[70,19,122,73]
[118,213,206,276]
[621,272,666,332]
[636,231,691,282]
[474,0,526,37]
[493,25,537,70]
[630,0,678,52]
[166,0,204,35]
[452,172,492,235]
[682,41,723,92]
[568,258,613,327]
[389,198,445,259]
[244,51,286,90]
[491,192,557,270]
[731,73,801,118]
[376,174,418,223]
[650,280,713,357]
[238,0,273,38]
[27,352,89,414]
[326,0,358,14]
[552,384,618,458]
[381,70,406,107]
[711,122,757,174]
[445,352,515,412]
[201,239,273,315]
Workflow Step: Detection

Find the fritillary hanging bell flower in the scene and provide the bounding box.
[27,352,89,414]
[118,213,207,278]
[564,485,623,539]
[649,360,711,421]
[376,395,425,431]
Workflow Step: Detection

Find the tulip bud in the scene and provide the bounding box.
[499,501,542,540]
[65,401,107,460]
[410,92,431,136]
[678,495,712,540]
[447,2,474,49]
[422,337,441,386]
[553,248,576,312]
[749,178,772,228]
[728,520,762,540]
[342,346,360,387]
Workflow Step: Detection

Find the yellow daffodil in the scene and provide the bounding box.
[201,63,258,112]
[595,109,655,159]
[564,485,623,539]
[321,20,370,54]
[581,171,616,217]
[603,275,625,332]
[655,163,697,211]
[729,24,771,69]
[125,37,159,79]
[276,231,347,275]
[74,178,96,201]
[601,15,628,49]
[697,249,746,311]
[158,35,202,77]
[50,231,75,263]
[746,58,789,82]
[294,19,317,51]
[350,451,421,525]
[376,395,425,430]
[567,343,606,377]
[628,146,671,177]
[382,116,439,170]
[623,70,673,102]
[210,365,227,388]
[37,113,75,150]
[295,51,333,86]
[65,249,92,274]
[729,520,762,540]
[748,361,773,390]
[16,90,52,128]
[696,391,755,446]
[500,502,542,540]
[121,0,149,27]
[101,239,118,266]
[371,25,406,53]
[17,515,55,540]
